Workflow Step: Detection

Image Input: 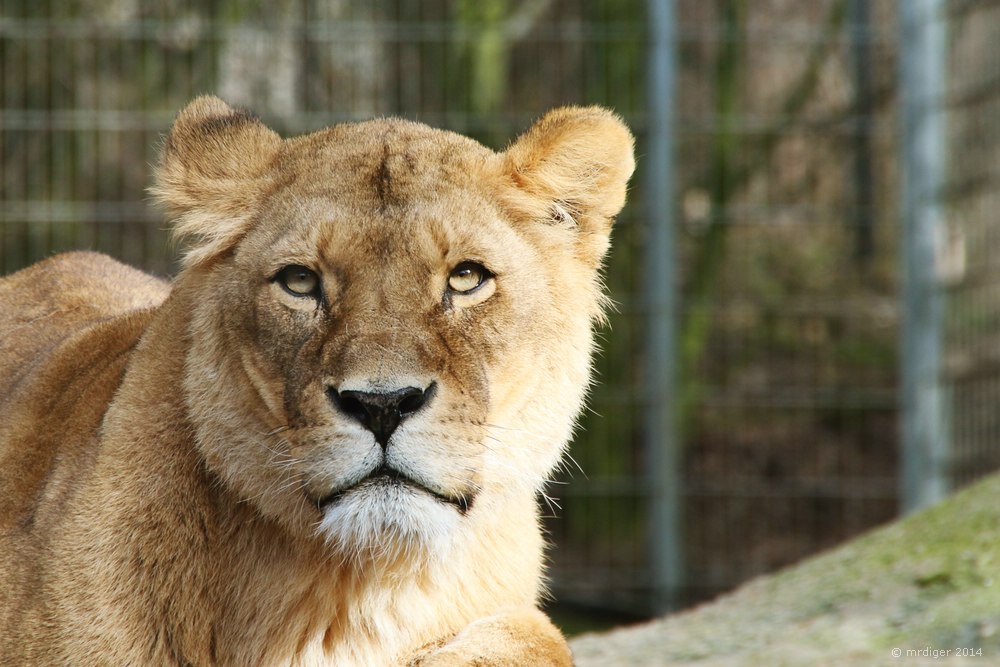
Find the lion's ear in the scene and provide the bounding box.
[500,107,635,263]
[151,95,282,268]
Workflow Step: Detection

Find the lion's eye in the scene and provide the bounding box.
[276,265,320,297]
[448,262,491,294]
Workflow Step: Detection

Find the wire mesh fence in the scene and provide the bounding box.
[2,0,998,627]
[942,0,1000,490]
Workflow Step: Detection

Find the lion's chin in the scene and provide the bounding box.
[314,477,461,564]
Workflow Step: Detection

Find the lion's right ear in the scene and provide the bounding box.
[498,107,635,268]
[151,96,282,268]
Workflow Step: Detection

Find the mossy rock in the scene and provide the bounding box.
[570,474,1000,666]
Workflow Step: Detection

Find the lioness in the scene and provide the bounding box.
[0,96,634,666]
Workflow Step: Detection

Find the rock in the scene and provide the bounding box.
[570,474,1000,666]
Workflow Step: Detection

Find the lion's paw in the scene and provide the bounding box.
[408,607,573,667]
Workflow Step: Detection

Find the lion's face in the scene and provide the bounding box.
[154,97,634,563]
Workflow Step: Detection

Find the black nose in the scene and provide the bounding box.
[330,384,434,447]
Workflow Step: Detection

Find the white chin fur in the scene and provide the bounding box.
[315,480,459,566]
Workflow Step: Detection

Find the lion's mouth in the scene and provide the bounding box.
[314,465,472,515]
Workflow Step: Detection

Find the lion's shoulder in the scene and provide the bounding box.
[0,253,168,537]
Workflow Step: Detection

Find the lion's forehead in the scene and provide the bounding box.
[260,123,505,265]
[283,119,494,202]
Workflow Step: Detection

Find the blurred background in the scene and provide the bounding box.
[3,0,999,634]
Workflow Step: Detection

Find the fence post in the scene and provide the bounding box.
[850,0,875,263]
[899,0,948,513]
[645,0,682,613]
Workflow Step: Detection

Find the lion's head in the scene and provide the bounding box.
[152,96,634,567]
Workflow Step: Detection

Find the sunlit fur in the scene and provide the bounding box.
[0,96,634,666]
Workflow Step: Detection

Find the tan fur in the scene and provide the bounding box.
[0,97,634,666]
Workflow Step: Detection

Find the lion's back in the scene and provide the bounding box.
[0,252,169,373]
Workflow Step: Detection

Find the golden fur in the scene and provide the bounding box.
[0,96,634,666]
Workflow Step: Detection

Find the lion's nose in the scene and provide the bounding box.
[329,383,435,447]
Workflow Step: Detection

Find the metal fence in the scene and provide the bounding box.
[552,0,904,616]
[1,0,997,628]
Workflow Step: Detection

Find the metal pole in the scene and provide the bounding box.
[899,0,948,513]
[645,0,682,613]
[850,0,875,264]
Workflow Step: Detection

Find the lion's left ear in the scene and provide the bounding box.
[500,106,635,264]
[151,95,283,269]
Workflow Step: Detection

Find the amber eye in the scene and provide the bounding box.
[276,265,320,297]
[448,261,491,294]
